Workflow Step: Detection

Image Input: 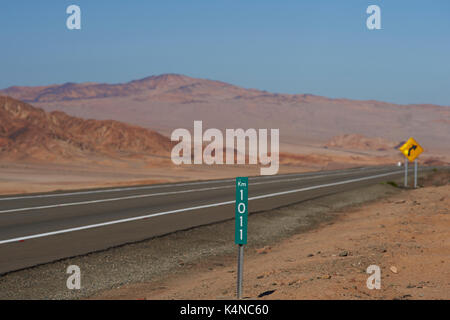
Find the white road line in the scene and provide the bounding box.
[0,200,236,245]
[0,179,234,201]
[249,170,402,200]
[0,185,233,214]
[0,170,402,244]
[0,168,392,214]
[0,167,385,201]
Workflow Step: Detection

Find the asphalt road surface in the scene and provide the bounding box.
[0,166,418,274]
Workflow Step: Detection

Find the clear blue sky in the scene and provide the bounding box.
[1,0,449,105]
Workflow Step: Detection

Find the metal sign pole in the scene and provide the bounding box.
[414,159,418,188]
[404,159,408,187]
[237,244,244,299]
[235,177,248,300]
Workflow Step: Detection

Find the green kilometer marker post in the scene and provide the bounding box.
[235,177,248,299]
[235,177,248,245]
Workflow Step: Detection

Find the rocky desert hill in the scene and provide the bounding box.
[2,74,449,161]
[0,96,173,163]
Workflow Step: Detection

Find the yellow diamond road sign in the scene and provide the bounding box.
[399,137,423,162]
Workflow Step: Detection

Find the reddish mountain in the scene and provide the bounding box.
[1,74,449,159]
[0,96,172,162]
[0,74,250,103]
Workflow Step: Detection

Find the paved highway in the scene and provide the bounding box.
[0,166,414,274]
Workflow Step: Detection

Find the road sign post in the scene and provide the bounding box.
[404,158,408,187]
[399,137,423,189]
[235,177,248,299]
[414,159,418,188]
[237,244,244,299]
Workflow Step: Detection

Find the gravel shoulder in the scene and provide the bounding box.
[0,169,447,299]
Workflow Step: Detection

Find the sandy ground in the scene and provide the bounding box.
[0,162,284,195]
[93,173,450,300]
[0,159,360,196]
[0,143,412,196]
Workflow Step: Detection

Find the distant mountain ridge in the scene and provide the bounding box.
[2,73,446,107]
[1,74,249,103]
[2,74,449,157]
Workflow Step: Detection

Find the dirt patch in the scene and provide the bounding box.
[0,160,312,196]
[420,169,450,187]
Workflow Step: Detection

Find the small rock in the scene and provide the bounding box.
[288,279,299,286]
[390,266,398,274]
[321,274,331,279]
[255,246,272,254]
[339,251,349,257]
[307,253,314,257]
[258,290,276,298]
